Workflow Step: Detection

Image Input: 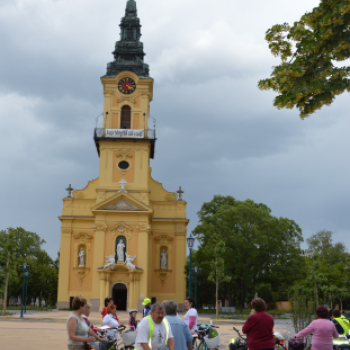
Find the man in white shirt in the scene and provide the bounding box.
[135,302,174,350]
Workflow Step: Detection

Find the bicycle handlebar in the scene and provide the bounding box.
[232,327,244,338]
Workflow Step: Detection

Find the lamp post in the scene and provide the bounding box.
[19,263,30,318]
[191,266,202,307]
[24,271,31,313]
[187,234,195,297]
[46,280,50,307]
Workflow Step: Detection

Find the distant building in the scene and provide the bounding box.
[57,0,188,311]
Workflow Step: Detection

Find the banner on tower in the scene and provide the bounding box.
[105,129,144,138]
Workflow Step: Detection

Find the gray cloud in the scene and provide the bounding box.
[0,0,349,258]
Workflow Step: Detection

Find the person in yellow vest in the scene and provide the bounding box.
[332,309,350,338]
[135,302,175,350]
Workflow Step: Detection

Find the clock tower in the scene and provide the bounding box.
[57,0,189,311]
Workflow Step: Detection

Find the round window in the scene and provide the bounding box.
[118,161,130,170]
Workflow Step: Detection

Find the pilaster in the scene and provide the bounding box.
[137,224,151,299]
[92,223,107,300]
[57,228,72,304]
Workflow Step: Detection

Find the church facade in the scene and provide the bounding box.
[57,0,188,311]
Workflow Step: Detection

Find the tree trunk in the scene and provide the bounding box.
[340,299,343,313]
[314,279,319,306]
[215,270,219,319]
[2,251,10,315]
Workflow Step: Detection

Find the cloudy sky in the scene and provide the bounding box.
[1,0,349,258]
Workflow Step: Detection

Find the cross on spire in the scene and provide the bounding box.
[118,178,128,193]
[177,186,184,201]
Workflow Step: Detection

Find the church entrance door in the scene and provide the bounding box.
[112,283,127,311]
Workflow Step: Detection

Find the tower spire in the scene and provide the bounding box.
[105,0,150,77]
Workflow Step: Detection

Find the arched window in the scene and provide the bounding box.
[121,106,131,129]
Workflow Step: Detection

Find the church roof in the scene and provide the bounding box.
[105,0,150,78]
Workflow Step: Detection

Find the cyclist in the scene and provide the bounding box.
[165,300,192,350]
[135,302,174,350]
[331,309,350,337]
[184,297,198,334]
[142,298,152,318]
[242,298,274,350]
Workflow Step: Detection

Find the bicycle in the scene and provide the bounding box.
[193,324,220,350]
[273,332,287,350]
[229,327,247,350]
[98,325,135,350]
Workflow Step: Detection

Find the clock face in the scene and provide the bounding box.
[118,77,136,94]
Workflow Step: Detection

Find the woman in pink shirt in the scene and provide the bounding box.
[295,306,339,350]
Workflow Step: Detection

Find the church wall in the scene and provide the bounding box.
[111,112,119,128]
[112,150,135,183]
[133,113,140,128]
[98,141,151,191]
[68,228,94,293]
[150,232,176,294]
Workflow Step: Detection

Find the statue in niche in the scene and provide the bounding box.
[78,247,85,267]
[160,249,168,269]
[116,239,126,262]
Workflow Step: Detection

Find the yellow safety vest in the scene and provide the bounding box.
[333,317,350,340]
[135,316,170,350]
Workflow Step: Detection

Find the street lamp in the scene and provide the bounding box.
[187,234,195,297]
[191,266,202,307]
[19,263,30,318]
[46,280,50,307]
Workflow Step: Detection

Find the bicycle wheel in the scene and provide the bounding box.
[198,340,205,350]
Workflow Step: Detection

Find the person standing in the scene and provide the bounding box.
[331,309,350,336]
[101,297,119,321]
[165,300,192,350]
[66,296,104,350]
[242,298,275,350]
[102,304,121,341]
[135,302,174,350]
[183,297,198,334]
[82,302,98,333]
[295,306,339,350]
[129,309,138,331]
[142,298,152,318]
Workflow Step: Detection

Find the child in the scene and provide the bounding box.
[128,309,138,330]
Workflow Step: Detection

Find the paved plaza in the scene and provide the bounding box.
[0,310,295,350]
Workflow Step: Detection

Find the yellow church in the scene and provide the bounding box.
[57,0,188,311]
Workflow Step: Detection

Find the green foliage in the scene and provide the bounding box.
[258,0,350,118]
[205,232,231,319]
[289,285,316,348]
[291,230,350,309]
[193,195,304,312]
[0,228,58,311]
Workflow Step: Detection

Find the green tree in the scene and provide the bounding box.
[289,285,316,348]
[337,287,350,312]
[258,0,350,118]
[0,229,18,315]
[0,227,57,310]
[193,196,304,312]
[205,233,231,319]
[305,254,327,305]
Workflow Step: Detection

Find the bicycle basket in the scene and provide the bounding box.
[204,334,221,349]
[122,330,136,346]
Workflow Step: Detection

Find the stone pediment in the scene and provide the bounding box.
[91,192,153,215]
[104,199,141,211]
